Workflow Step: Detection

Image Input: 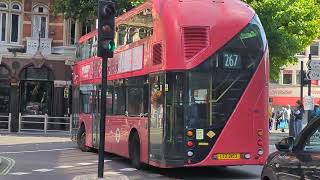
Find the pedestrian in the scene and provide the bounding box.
[268,105,273,131]
[293,100,304,137]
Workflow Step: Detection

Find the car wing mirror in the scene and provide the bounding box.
[275,136,294,152]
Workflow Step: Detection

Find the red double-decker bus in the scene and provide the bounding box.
[72,0,269,169]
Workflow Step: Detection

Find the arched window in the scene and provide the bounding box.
[0,2,8,42]
[32,4,48,38]
[10,2,21,43]
[0,1,22,43]
[0,2,7,9]
[11,3,20,11]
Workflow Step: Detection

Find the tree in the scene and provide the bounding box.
[52,0,144,21]
[245,0,320,80]
[52,0,320,79]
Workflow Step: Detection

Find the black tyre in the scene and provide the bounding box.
[77,125,91,152]
[130,133,141,169]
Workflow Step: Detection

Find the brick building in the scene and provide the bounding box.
[270,39,320,107]
[0,0,93,132]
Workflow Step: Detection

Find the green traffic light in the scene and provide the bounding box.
[103,40,116,52]
[108,41,116,51]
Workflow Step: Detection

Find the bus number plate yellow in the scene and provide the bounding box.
[217,153,240,160]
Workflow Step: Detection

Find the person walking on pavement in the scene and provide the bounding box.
[293,100,304,137]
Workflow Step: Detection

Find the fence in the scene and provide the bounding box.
[19,113,72,134]
[0,113,11,132]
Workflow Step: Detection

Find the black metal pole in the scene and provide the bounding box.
[307,54,312,123]
[98,56,108,178]
[300,61,304,102]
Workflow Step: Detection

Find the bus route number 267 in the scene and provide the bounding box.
[223,53,241,69]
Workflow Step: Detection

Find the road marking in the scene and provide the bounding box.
[9,172,30,175]
[0,156,15,175]
[105,171,121,175]
[119,168,137,172]
[93,160,112,163]
[54,165,75,169]
[0,148,76,154]
[76,162,94,166]
[33,169,54,172]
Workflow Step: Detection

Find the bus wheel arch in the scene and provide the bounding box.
[129,128,141,169]
[77,123,91,152]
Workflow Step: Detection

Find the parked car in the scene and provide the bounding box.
[261,118,320,180]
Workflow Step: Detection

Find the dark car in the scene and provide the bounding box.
[261,118,320,180]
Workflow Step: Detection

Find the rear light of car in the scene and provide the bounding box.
[257,139,263,146]
[258,149,264,156]
[257,129,263,136]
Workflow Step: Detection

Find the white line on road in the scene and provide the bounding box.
[9,172,30,175]
[0,156,15,175]
[93,160,112,163]
[76,162,94,166]
[54,165,75,169]
[119,168,137,172]
[0,148,76,155]
[33,169,54,172]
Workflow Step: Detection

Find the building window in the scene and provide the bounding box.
[283,70,293,85]
[81,22,92,36]
[0,2,21,43]
[0,12,6,42]
[310,42,319,56]
[296,70,302,84]
[66,19,77,45]
[32,4,48,38]
[11,14,19,42]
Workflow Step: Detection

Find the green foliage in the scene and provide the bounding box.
[245,0,320,80]
[52,0,320,80]
[52,0,145,21]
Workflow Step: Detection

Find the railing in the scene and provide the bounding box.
[26,37,52,55]
[0,113,11,132]
[19,113,72,134]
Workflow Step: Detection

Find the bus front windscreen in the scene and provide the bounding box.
[186,15,267,129]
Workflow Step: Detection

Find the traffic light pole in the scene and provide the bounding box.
[98,56,108,178]
[300,61,303,102]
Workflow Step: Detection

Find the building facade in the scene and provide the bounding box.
[270,39,320,107]
[0,0,94,132]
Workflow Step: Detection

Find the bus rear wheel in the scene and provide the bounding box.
[77,125,90,152]
[130,133,141,169]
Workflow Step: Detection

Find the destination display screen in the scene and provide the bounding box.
[222,52,242,69]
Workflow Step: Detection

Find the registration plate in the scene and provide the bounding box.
[217,153,240,160]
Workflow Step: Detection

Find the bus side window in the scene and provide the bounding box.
[116,8,153,47]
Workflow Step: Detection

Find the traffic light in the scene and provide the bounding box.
[98,0,115,58]
[302,71,311,86]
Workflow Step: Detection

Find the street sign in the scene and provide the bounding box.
[307,60,320,70]
[306,70,320,80]
[303,96,314,111]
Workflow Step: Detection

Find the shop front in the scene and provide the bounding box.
[0,58,71,132]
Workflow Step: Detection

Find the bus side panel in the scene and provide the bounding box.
[105,116,113,153]
[80,114,93,148]
[108,116,128,157]
[106,116,149,164]
[188,53,269,167]
[127,117,149,164]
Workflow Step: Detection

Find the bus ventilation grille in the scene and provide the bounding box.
[183,27,209,61]
[153,43,162,65]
